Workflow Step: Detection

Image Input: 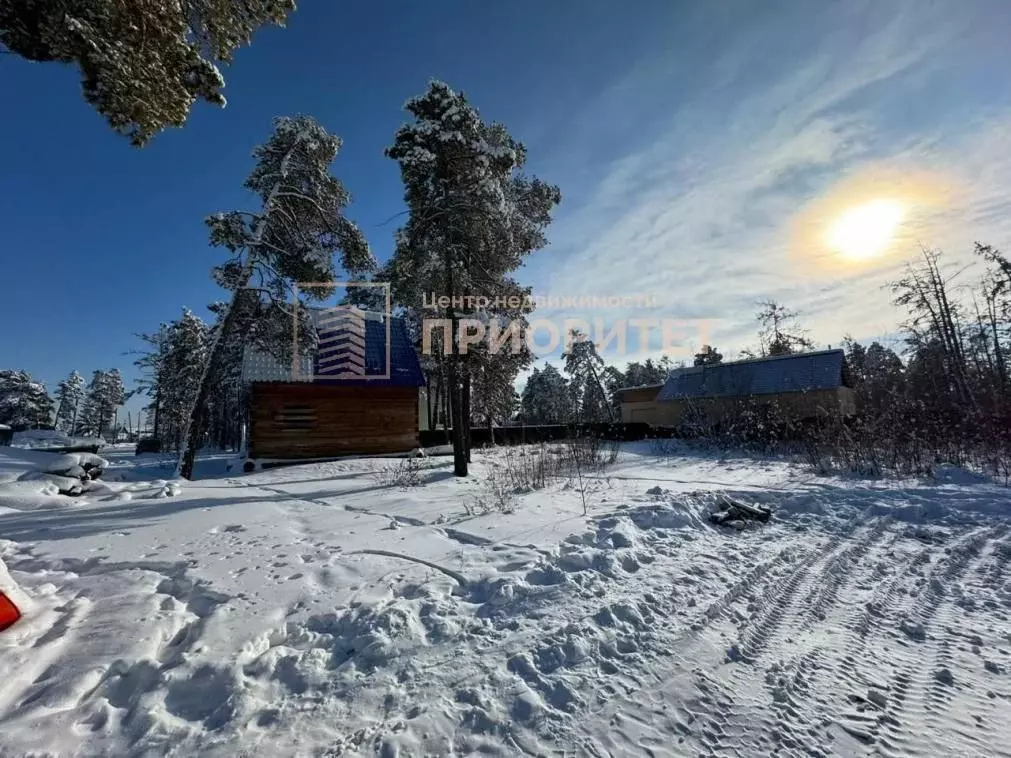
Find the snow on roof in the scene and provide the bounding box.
[656,349,846,401]
[615,383,665,395]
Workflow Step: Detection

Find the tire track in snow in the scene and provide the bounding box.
[801,518,892,627]
[571,517,867,757]
[795,535,933,749]
[749,520,894,757]
[731,517,878,666]
[730,547,823,663]
[984,528,1011,596]
[739,524,992,755]
[764,646,833,758]
[523,537,804,757]
[571,534,832,757]
[831,525,994,756]
[695,546,795,628]
[934,530,1011,756]
[874,527,1007,758]
[678,546,819,758]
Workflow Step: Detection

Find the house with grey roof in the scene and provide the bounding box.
[619,349,855,427]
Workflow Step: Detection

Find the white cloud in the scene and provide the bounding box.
[523,0,1011,365]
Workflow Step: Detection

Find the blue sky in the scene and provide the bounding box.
[2,0,1010,417]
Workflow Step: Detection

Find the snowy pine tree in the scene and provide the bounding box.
[469,336,528,439]
[0,369,54,429]
[520,364,570,424]
[134,322,173,441]
[137,309,211,452]
[385,81,560,475]
[81,369,124,439]
[601,365,626,420]
[563,330,614,422]
[204,301,247,452]
[620,357,673,387]
[0,1,296,145]
[54,370,86,433]
[178,116,373,478]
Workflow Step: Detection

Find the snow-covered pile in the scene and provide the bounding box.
[0,443,1008,756]
[14,451,108,496]
[36,451,107,479]
[0,447,177,508]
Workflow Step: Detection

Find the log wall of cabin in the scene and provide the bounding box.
[250,383,419,459]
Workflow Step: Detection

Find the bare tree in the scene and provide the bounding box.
[755,300,815,356]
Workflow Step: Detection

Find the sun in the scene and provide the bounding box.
[825,198,905,261]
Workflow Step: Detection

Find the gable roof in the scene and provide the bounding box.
[241,309,425,388]
[656,349,846,402]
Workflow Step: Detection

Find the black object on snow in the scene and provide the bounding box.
[710,494,771,527]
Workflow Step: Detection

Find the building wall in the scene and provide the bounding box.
[621,401,663,423]
[617,386,664,423]
[622,387,856,427]
[250,383,419,459]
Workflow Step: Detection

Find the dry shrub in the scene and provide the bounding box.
[466,436,621,517]
[466,466,517,515]
[371,456,424,487]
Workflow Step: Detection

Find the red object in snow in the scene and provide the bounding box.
[0,591,22,631]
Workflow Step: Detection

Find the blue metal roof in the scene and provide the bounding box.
[656,349,845,401]
[313,315,425,387]
[241,311,425,388]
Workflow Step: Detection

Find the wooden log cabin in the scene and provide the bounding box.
[242,309,426,460]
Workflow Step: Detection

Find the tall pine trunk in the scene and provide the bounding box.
[427,374,438,431]
[178,136,305,479]
[71,397,80,437]
[447,358,467,476]
[448,358,468,474]
[442,376,451,443]
[587,360,615,422]
[152,382,162,441]
[178,293,245,479]
[54,397,65,431]
[462,365,472,463]
[445,301,468,476]
[443,246,468,475]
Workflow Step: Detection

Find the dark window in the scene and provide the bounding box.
[276,404,317,431]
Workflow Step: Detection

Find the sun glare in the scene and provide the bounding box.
[825,199,905,261]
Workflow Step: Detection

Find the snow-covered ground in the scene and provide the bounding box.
[0,442,1009,757]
